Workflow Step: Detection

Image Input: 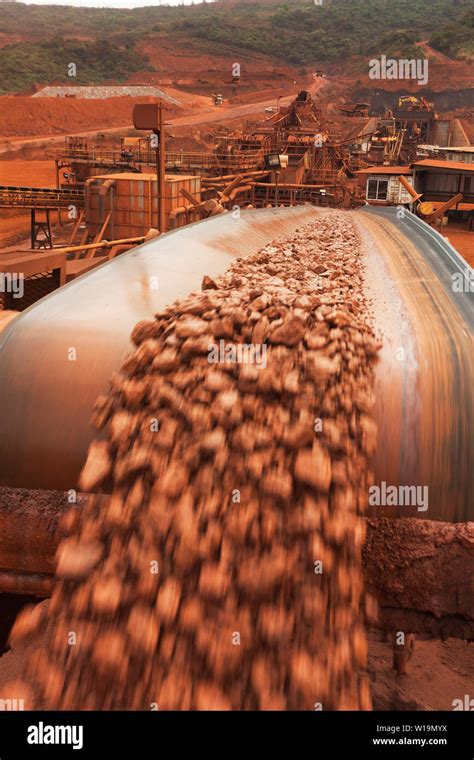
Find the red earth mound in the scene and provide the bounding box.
[0,96,184,138]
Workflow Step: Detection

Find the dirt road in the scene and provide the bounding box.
[0,79,327,154]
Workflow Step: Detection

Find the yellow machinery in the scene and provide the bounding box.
[398,96,433,111]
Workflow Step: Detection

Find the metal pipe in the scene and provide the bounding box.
[202,170,269,183]
[90,211,112,254]
[220,174,244,197]
[50,236,146,256]
[110,185,115,240]
[254,182,331,189]
[169,205,188,230]
[158,102,166,233]
[398,175,422,202]
[84,177,99,237]
[148,178,152,230]
[0,571,54,597]
[97,180,115,243]
[227,185,253,202]
[98,180,115,196]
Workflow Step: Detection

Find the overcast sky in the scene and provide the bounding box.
[25,1,204,6]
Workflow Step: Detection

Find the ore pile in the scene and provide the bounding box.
[14,213,380,710]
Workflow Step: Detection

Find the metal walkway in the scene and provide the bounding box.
[0,186,85,209]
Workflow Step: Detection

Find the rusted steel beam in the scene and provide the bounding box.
[1,486,471,628]
[0,571,54,597]
[0,488,83,594]
[425,193,464,222]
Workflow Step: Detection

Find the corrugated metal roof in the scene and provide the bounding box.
[418,145,474,153]
[355,166,411,175]
[412,159,474,172]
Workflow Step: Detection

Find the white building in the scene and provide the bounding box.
[356,166,414,204]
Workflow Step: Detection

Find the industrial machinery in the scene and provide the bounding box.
[0,204,472,665]
[0,206,471,501]
[397,174,466,226]
[336,102,370,117]
[398,95,433,111]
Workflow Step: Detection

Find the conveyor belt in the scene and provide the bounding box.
[0,205,472,521]
[357,207,473,522]
[0,206,322,492]
[0,185,84,209]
